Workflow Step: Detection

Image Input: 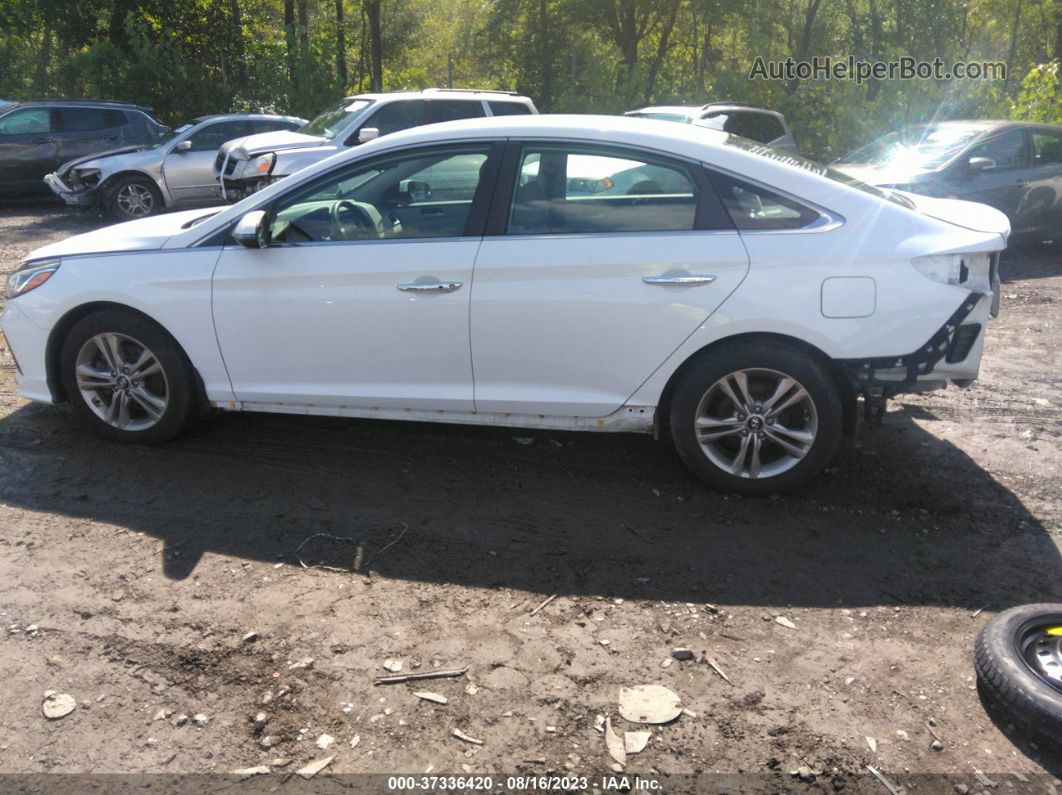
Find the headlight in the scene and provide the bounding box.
[6,259,60,299]
[235,153,275,179]
[71,168,101,189]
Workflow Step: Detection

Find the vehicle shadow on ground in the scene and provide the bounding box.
[1,400,1058,611]
[1002,243,1062,281]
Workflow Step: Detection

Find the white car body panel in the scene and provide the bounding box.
[470,231,749,416]
[3,115,1005,436]
[211,238,479,410]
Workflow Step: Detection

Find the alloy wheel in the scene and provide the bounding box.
[694,367,818,479]
[75,332,169,431]
[116,183,155,218]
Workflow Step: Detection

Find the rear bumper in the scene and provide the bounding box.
[44,172,98,207]
[839,291,991,397]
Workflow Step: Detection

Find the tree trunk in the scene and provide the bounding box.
[785,0,823,94]
[1004,0,1025,89]
[36,29,52,94]
[285,0,298,87]
[644,0,680,102]
[335,0,347,88]
[365,0,382,92]
[538,0,552,110]
[229,0,246,88]
[298,0,310,61]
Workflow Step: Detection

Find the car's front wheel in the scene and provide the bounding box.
[106,175,163,221]
[59,310,198,444]
[669,340,843,494]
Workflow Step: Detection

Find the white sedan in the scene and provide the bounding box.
[1,115,1006,493]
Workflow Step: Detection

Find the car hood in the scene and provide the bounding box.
[220,129,328,159]
[898,192,1011,238]
[57,145,154,176]
[25,209,222,261]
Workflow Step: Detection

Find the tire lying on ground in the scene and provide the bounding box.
[975,603,1062,751]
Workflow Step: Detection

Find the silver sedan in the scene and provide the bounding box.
[44,113,306,220]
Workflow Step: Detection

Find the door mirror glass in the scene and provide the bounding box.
[357,127,380,144]
[400,179,431,202]
[174,140,192,153]
[967,156,996,172]
[232,210,270,249]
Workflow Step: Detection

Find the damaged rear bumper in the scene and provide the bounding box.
[839,291,991,399]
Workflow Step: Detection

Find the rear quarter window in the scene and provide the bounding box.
[488,101,532,116]
[706,169,822,230]
[704,111,786,144]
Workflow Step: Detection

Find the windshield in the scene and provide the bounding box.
[148,123,189,149]
[837,125,989,170]
[722,134,916,209]
[299,99,374,139]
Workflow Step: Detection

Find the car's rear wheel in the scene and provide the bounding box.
[669,340,842,494]
[59,310,198,444]
[107,175,163,221]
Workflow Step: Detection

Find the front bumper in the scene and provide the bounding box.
[0,300,53,404]
[44,172,98,207]
[840,291,991,396]
[216,175,273,203]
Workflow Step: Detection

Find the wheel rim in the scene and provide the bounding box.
[694,367,818,480]
[75,333,169,431]
[1018,618,1062,693]
[116,183,154,217]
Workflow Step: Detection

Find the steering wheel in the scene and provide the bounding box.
[330,200,377,240]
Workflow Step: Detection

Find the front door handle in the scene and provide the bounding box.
[397,280,463,293]
[642,274,717,285]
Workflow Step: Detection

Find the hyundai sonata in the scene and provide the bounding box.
[1,115,1006,493]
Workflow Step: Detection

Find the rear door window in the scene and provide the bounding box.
[186,120,252,152]
[59,108,125,132]
[507,144,702,235]
[252,119,302,134]
[1031,131,1062,165]
[430,99,485,123]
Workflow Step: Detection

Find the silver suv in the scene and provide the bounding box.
[215,88,538,200]
[625,102,798,152]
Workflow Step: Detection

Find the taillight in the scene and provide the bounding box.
[912,253,991,291]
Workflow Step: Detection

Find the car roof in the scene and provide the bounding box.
[1,98,155,113]
[189,113,307,124]
[344,89,532,102]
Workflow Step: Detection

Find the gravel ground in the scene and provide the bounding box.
[1,202,1060,791]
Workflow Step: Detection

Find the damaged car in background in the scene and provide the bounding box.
[2,116,1006,494]
[215,89,537,201]
[44,113,305,220]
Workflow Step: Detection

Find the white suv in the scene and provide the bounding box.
[215,89,537,200]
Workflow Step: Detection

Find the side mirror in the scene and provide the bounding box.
[174,140,192,153]
[357,127,380,144]
[967,156,995,172]
[232,210,270,249]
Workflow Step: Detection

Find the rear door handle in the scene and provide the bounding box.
[397,280,463,293]
[642,274,717,285]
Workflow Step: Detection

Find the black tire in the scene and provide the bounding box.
[59,310,199,444]
[105,175,163,221]
[669,339,842,495]
[975,603,1062,752]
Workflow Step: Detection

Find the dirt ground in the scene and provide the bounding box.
[0,201,1060,792]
